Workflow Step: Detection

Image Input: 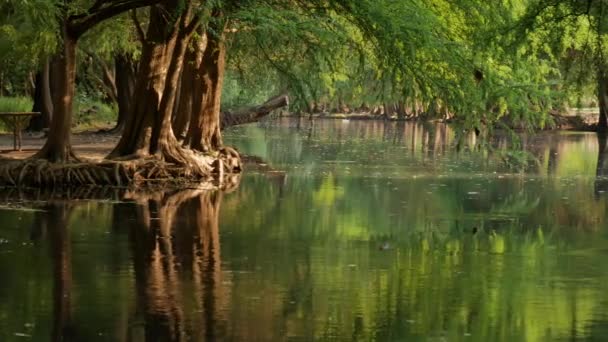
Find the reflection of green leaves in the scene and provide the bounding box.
[312,174,344,206]
[489,230,506,254]
[221,122,608,339]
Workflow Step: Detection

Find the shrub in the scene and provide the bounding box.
[73,95,117,130]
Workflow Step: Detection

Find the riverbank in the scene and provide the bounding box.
[0,131,118,161]
[0,131,241,189]
[286,109,600,131]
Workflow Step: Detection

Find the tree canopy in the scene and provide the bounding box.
[0,0,607,186]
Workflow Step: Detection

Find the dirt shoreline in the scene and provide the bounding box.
[0,131,118,161]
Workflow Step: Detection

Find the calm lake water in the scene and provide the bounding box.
[2,119,608,341]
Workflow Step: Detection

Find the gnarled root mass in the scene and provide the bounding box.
[0,148,242,189]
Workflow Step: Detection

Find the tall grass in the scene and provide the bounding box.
[0,97,34,133]
[0,96,33,113]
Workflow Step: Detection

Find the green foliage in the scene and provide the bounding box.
[0,96,32,112]
[73,94,117,130]
[0,1,58,95]
[0,0,603,132]
[222,0,575,130]
[221,72,278,110]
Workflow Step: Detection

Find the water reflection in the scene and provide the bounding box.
[19,190,228,342]
[127,190,226,341]
[3,121,608,340]
[46,204,74,342]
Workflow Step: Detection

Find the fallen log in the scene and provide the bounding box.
[221,94,289,128]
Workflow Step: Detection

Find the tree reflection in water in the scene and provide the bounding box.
[12,122,608,341]
[29,203,75,342]
[28,189,229,342]
[127,190,227,341]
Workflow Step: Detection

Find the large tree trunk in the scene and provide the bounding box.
[184,16,226,153]
[598,68,608,132]
[110,4,181,158]
[221,94,289,128]
[28,59,54,131]
[33,22,77,162]
[172,36,205,139]
[108,3,222,177]
[152,12,198,156]
[111,53,137,133]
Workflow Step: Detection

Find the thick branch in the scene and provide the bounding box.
[70,0,163,37]
[221,94,289,128]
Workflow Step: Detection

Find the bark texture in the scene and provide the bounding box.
[110,3,184,158]
[109,3,242,179]
[172,36,205,138]
[184,16,226,153]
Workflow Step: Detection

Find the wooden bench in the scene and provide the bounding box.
[0,112,41,151]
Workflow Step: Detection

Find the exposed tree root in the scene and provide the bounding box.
[0,148,242,189]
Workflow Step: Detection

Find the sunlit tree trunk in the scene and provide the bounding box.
[184,14,227,153]
[110,5,177,157]
[111,3,201,166]
[172,36,205,139]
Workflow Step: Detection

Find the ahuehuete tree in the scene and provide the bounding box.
[2,0,551,187]
[0,0,245,187]
[33,0,163,162]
